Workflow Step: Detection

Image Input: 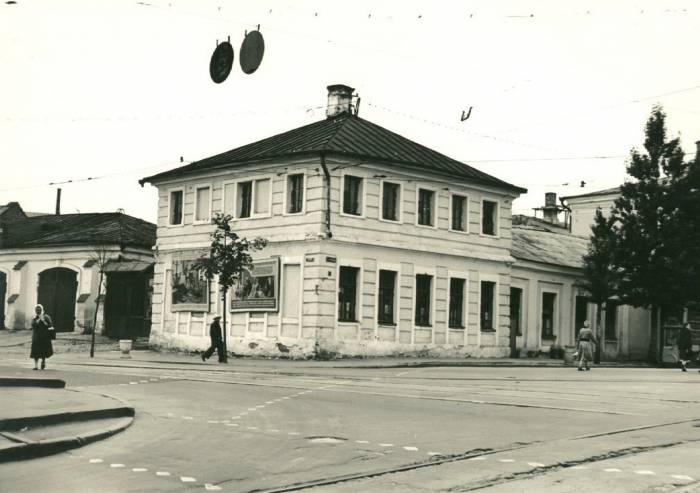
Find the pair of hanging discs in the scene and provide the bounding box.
[210,30,264,83]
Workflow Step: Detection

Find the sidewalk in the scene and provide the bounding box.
[0,377,134,462]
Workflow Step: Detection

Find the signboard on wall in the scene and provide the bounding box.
[171,259,209,312]
[230,258,279,312]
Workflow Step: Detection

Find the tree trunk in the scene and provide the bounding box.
[90,270,103,358]
[594,302,602,364]
[221,288,228,363]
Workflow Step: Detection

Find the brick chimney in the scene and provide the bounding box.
[542,192,559,224]
[326,84,355,118]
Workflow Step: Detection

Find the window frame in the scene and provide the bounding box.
[340,173,365,218]
[510,287,524,336]
[192,183,213,225]
[379,179,403,224]
[449,192,469,233]
[221,174,273,221]
[413,270,435,328]
[605,299,618,341]
[540,290,558,340]
[376,268,399,326]
[448,274,468,329]
[480,198,500,237]
[337,263,361,323]
[167,187,185,227]
[415,185,438,229]
[478,276,499,333]
[283,171,306,216]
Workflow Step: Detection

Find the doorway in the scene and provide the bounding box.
[105,270,152,340]
[37,267,78,332]
[509,287,523,358]
[0,271,7,329]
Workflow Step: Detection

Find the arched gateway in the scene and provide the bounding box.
[37,267,78,332]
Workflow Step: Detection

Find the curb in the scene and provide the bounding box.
[0,406,135,433]
[0,377,65,388]
[0,415,133,463]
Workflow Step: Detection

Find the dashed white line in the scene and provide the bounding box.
[528,462,545,468]
[180,476,196,483]
[604,468,621,473]
[225,423,239,427]
[132,468,148,472]
[288,432,300,436]
[183,416,194,420]
[266,401,274,404]
[468,457,486,461]
[110,463,125,468]
[428,452,443,456]
[139,380,149,383]
[355,440,370,444]
[207,420,219,424]
[569,466,588,470]
[378,443,394,447]
[634,470,656,475]
[671,475,694,481]
[403,446,419,451]
[156,471,171,477]
[499,459,515,463]
[247,426,259,430]
[268,429,279,433]
[128,382,138,385]
[205,484,223,491]
[89,459,103,464]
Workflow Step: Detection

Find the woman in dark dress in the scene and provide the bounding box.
[30,304,54,370]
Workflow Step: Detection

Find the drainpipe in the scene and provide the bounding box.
[559,196,572,233]
[319,153,333,238]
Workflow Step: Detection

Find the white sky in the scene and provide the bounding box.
[2,0,699,222]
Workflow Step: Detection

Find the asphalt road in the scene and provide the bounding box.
[1,356,699,493]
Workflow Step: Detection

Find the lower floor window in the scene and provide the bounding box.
[541,292,556,339]
[448,278,466,328]
[480,281,495,331]
[415,274,432,326]
[338,266,359,322]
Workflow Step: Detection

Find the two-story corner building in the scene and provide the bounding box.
[140,84,529,358]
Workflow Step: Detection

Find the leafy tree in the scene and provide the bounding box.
[578,209,619,363]
[195,213,267,362]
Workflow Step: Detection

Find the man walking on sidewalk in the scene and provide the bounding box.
[201,315,225,363]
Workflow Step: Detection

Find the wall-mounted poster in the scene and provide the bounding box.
[171,259,209,312]
[230,258,279,312]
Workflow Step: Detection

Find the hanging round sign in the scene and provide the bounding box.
[209,41,234,84]
[239,30,265,74]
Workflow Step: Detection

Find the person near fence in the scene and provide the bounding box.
[30,304,54,370]
[678,322,693,372]
[201,315,225,363]
[576,320,598,371]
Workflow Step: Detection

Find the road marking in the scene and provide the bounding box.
[247,426,259,430]
[378,443,394,447]
[355,440,370,444]
[528,462,545,467]
[205,484,223,491]
[248,408,257,411]
[225,423,239,427]
[266,401,274,404]
[132,468,147,472]
[570,466,588,470]
[89,459,103,464]
[231,416,241,419]
[671,475,694,481]
[180,476,196,482]
[403,446,419,451]
[183,416,194,420]
[288,432,300,435]
[156,472,170,476]
[499,459,515,463]
[110,463,125,468]
[428,452,443,456]
[149,378,159,382]
[604,468,621,473]
[468,457,486,461]
[268,429,279,433]
[207,420,219,424]
[283,397,291,400]
[139,380,149,383]
[635,470,656,475]
[129,382,138,385]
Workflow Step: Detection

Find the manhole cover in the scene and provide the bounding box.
[308,437,347,444]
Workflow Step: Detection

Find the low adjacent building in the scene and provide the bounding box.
[0,206,156,339]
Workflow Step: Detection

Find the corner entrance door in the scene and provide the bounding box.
[0,271,6,329]
[38,268,78,332]
[509,287,523,358]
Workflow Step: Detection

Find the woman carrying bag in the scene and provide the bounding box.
[30,304,55,370]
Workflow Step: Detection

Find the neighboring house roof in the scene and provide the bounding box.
[1,213,156,249]
[562,186,620,201]
[511,225,589,269]
[511,214,569,233]
[140,113,527,194]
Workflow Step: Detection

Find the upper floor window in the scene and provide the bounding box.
[415,274,432,326]
[482,200,498,236]
[541,292,556,339]
[169,190,183,226]
[449,278,466,328]
[480,280,496,331]
[417,188,435,226]
[287,174,305,214]
[381,182,401,222]
[342,175,363,216]
[377,270,397,325]
[451,194,468,232]
[338,266,360,322]
[236,178,271,219]
[194,185,211,223]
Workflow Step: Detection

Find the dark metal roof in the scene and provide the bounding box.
[141,113,526,193]
[511,225,589,269]
[103,259,154,273]
[1,213,156,249]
